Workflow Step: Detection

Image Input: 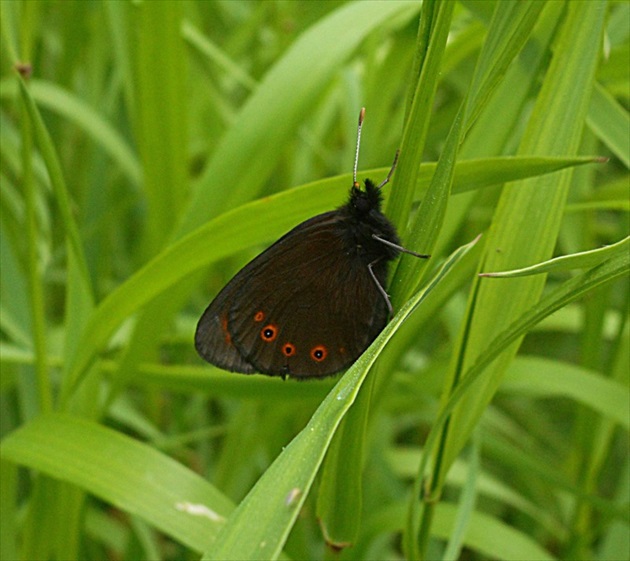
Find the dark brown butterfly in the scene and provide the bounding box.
[195,108,428,379]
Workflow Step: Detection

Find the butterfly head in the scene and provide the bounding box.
[349,178,383,217]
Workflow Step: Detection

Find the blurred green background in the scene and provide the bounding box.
[1,1,628,560]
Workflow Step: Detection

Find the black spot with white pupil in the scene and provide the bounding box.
[313,349,324,359]
[261,326,277,341]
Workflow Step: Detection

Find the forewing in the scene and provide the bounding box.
[195,270,257,373]
[227,213,389,378]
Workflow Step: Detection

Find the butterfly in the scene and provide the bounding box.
[195,108,428,379]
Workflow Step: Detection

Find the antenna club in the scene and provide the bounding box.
[358,107,366,126]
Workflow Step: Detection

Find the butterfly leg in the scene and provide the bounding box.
[367,260,393,316]
[372,234,430,259]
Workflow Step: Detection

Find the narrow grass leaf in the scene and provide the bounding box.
[19,78,51,414]
[483,434,628,522]
[480,236,629,278]
[502,356,630,430]
[433,503,556,561]
[18,74,96,419]
[386,446,562,535]
[16,76,91,287]
[316,378,371,548]
[443,433,481,561]
[0,78,141,185]
[182,21,257,92]
[201,238,480,561]
[0,414,234,553]
[387,0,455,232]
[440,0,608,474]
[132,0,188,253]
[127,363,334,401]
[465,0,546,130]
[179,1,420,236]
[446,156,603,196]
[587,81,630,168]
[411,249,628,538]
[393,103,464,304]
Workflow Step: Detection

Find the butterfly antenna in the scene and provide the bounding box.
[353,107,366,188]
[377,149,400,189]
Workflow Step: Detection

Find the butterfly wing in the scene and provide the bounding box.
[195,211,389,378]
[195,269,258,373]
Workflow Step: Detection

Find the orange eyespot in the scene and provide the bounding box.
[310,345,328,362]
[282,343,296,357]
[254,311,265,322]
[261,324,278,342]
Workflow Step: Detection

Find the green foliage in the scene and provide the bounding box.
[1,1,628,560]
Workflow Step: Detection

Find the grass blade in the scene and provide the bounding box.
[201,238,480,561]
[0,414,234,553]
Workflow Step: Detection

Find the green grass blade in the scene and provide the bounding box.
[182,20,257,92]
[201,237,480,561]
[387,0,455,232]
[446,156,604,196]
[0,413,234,553]
[315,378,371,549]
[16,73,97,415]
[480,236,629,278]
[16,76,91,291]
[2,3,627,559]
[178,0,420,236]
[470,255,628,386]
[393,104,464,304]
[106,0,192,413]
[442,432,480,561]
[18,74,52,415]
[441,0,609,472]
[0,78,141,185]
[502,356,630,430]
[465,0,546,130]
[409,247,628,556]
[434,503,556,561]
[587,81,630,168]
[132,0,188,253]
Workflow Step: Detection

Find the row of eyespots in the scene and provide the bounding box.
[255,311,328,362]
